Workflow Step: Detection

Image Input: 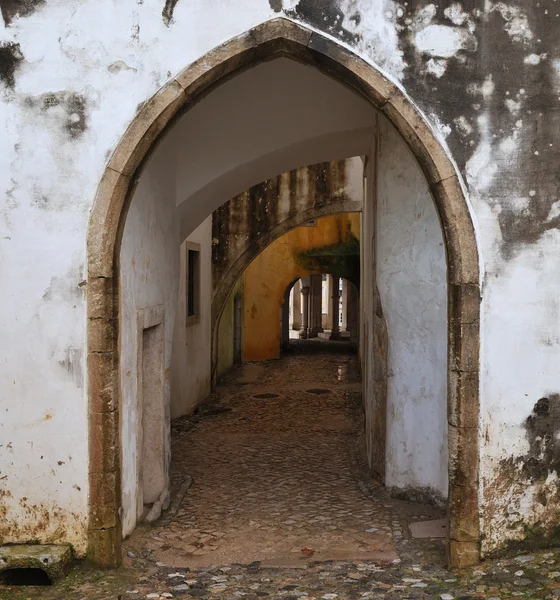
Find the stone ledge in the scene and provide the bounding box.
[0,544,72,582]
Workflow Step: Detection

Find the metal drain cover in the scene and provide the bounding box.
[409,518,448,538]
[306,388,331,395]
[253,393,279,399]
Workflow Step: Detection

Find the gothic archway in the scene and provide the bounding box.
[87,17,480,568]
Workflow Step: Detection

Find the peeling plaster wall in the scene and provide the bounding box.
[377,116,448,502]
[119,137,179,537]
[1,0,560,556]
[480,243,560,553]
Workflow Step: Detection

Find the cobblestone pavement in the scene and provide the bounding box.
[4,348,560,598]
[127,347,398,569]
[7,547,560,599]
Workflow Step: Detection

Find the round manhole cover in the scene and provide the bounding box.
[306,388,331,395]
[253,393,280,399]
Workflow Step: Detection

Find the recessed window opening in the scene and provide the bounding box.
[186,242,201,326]
[187,250,198,316]
[0,568,52,586]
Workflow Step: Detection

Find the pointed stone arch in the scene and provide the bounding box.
[87,17,480,568]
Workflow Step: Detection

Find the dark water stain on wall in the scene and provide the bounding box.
[25,91,88,139]
[62,93,88,139]
[491,5,560,260]
[503,395,560,484]
[395,0,560,260]
[162,0,180,26]
[285,0,360,46]
[486,394,560,551]
[42,265,84,302]
[282,0,560,259]
[397,0,482,173]
[1,0,44,26]
[58,348,83,389]
[0,42,24,89]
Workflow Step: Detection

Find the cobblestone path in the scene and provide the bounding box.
[7,348,558,599]
[127,348,396,569]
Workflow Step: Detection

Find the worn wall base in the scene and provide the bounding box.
[448,540,479,569]
[86,527,121,568]
[388,485,447,509]
[484,524,560,560]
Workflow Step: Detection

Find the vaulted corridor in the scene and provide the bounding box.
[124,348,446,570]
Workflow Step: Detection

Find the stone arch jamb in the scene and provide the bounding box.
[87,17,480,569]
[281,276,304,351]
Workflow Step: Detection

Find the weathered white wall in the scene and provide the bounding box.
[170,218,213,419]
[479,239,560,552]
[0,1,277,552]
[119,135,180,537]
[377,116,448,501]
[0,10,381,553]
[120,156,212,536]
[2,0,560,556]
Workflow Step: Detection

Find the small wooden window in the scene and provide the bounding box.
[185,242,201,326]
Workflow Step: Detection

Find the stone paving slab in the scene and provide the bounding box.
[409,520,448,540]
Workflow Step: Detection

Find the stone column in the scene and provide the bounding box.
[299,284,310,339]
[292,279,302,330]
[330,276,341,340]
[326,275,334,330]
[281,296,290,351]
[341,279,349,331]
[321,277,329,329]
[308,274,323,338]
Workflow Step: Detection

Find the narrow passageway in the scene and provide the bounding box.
[127,348,400,568]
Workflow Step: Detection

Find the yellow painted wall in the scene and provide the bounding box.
[242,213,360,362]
